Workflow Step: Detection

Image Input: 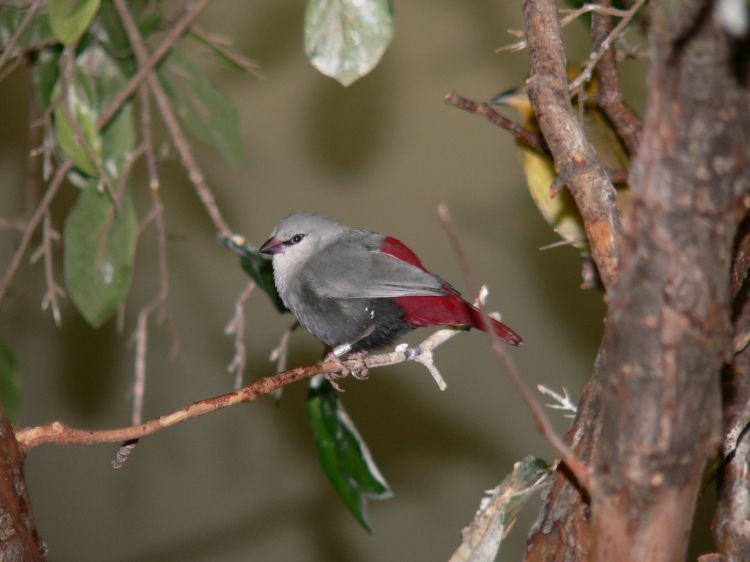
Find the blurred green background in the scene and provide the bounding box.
[0,2,647,560]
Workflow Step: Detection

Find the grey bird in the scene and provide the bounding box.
[259,212,522,358]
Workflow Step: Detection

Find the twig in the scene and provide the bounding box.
[140,84,160,192]
[590,0,643,155]
[225,281,256,390]
[0,0,41,72]
[0,160,73,308]
[0,0,197,306]
[559,3,631,21]
[14,328,463,452]
[522,0,621,291]
[29,212,64,326]
[537,385,578,418]
[123,88,171,433]
[494,4,630,54]
[130,311,150,427]
[0,218,26,231]
[436,203,592,492]
[568,0,649,94]
[97,0,211,130]
[269,321,298,375]
[113,0,231,236]
[444,91,547,153]
[190,25,265,79]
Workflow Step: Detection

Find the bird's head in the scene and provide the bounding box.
[260,211,346,272]
[492,87,534,121]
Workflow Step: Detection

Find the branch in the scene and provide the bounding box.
[29,211,64,325]
[14,328,461,451]
[97,0,211,130]
[436,203,592,492]
[522,0,621,291]
[225,280,256,390]
[113,0,230,235]
[568,0,649,94]
[0,0,41,72]
[590,0,643,156]
[444,91,547,153]
[0,160,72,307]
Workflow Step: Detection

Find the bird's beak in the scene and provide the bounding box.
[259,236,284,255]
[491,88,530,111]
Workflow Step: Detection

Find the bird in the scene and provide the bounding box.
[493,70,630,251]
[259,212,522,360]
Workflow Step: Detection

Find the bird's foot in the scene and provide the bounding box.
[324,349,369,389]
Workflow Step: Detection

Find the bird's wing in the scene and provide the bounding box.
[303,232,447,299]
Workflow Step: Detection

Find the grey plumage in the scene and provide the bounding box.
[262,212,448,351]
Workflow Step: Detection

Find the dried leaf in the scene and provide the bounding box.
[450,456,552,562]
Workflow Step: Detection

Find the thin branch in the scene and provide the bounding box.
[568,0,649,94]
[113,0,231,235]
[559,3,631,21]
[0,160,73,308]
[0,218,26,231]
[590,0,643,155]
[444,91,548,153]
[130,311,149,426]
[97,0,211,130]
[190,25,265,78]
[15,328,462,451]
[29,212,64,326]
[537,385,578,418]
[139,84,160,192]
[0,0,204,310]
[225,281,256,390]
[122,88,171,435]
[436,203,592,493]
[522,0,621,291]
[0,0,41,72]
[269,321,298,375]
[1,0,199,308]
[495,4,630,55]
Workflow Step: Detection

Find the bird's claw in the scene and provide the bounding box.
[324,350,369,390]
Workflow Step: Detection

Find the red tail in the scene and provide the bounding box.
[395,294,522,346]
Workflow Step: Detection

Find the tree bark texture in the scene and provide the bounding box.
[525,1,750,561]
[0,407,44,560]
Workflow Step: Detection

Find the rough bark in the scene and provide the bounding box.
[0,407,44,560]
[713,222,750,560]
[525,1,750,560]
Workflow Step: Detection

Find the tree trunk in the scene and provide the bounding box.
[0,407,45,560]
[526,2,750,560]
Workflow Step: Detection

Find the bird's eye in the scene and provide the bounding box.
[285,234,305,246]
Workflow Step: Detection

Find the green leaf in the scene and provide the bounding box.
[64,182,137,327]
[450,456,553,562]
[0,343,21,420]
[31,47,62,110]
[307,377,392,531]
[53,76,101,176]
[158,49,245,168]
[53,44,135,178]
[0,5,54,51]
[188,31,260,75]
[48,0,100,45]
[97,0,162,77]
[221,234,287,313]
[304,0,394,86]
